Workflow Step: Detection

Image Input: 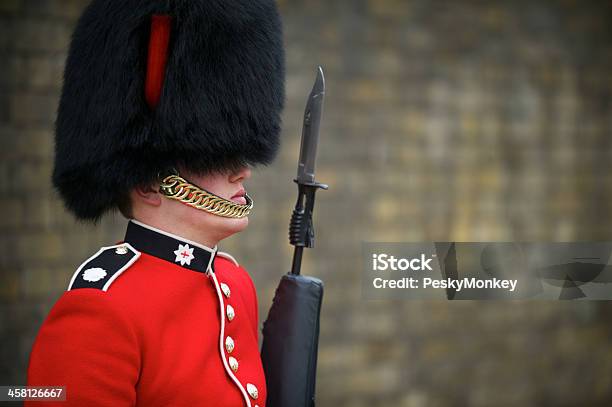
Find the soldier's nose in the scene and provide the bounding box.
[230,166,251,183]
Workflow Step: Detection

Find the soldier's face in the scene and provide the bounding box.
[172,166,253,241]
[132,166,252,246]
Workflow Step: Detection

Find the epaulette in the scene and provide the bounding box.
[67,243,140,291]
[217,251,239,266]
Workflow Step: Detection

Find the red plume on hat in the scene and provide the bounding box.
[52,0,285,220]
[144,14,172,110]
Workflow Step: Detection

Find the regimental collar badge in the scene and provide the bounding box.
[124,220,217,274]
[174,243,195,266]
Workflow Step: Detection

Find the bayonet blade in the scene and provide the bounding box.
[296,66,325,184]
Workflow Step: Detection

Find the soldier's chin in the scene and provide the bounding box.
[215,215,249,238]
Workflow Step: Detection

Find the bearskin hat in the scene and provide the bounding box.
[53,0,285,220]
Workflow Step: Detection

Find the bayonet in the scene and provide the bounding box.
[290,66,328,274]
[297,66,326,185]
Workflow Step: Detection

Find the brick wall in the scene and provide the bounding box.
[2,0,612,405]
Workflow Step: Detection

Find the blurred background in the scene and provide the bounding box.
[2,0,612,406]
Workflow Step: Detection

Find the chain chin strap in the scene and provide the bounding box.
[159,174,253,218]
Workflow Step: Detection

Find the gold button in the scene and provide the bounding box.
[246,383,258,400]
[228,356,239,372]
[220,283,231,298]
[226,304,235,321]
[115,245,128,255]
[225,336,235,353]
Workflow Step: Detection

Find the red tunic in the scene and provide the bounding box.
[27,220,266,406]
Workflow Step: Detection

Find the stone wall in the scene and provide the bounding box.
[2,0,612,405]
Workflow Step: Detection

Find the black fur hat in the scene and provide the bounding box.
[53,0,285,220]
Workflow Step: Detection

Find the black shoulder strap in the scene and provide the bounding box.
[68,243,140,291]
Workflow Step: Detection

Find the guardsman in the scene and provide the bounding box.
[26,0,285,406]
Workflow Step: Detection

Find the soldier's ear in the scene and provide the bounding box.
[133,184,162,207]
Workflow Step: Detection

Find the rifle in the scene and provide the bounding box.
[261,66,328,407]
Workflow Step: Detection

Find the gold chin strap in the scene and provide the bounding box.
[159,174,253,218]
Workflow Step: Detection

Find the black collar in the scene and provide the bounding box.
[124,220,217,274]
